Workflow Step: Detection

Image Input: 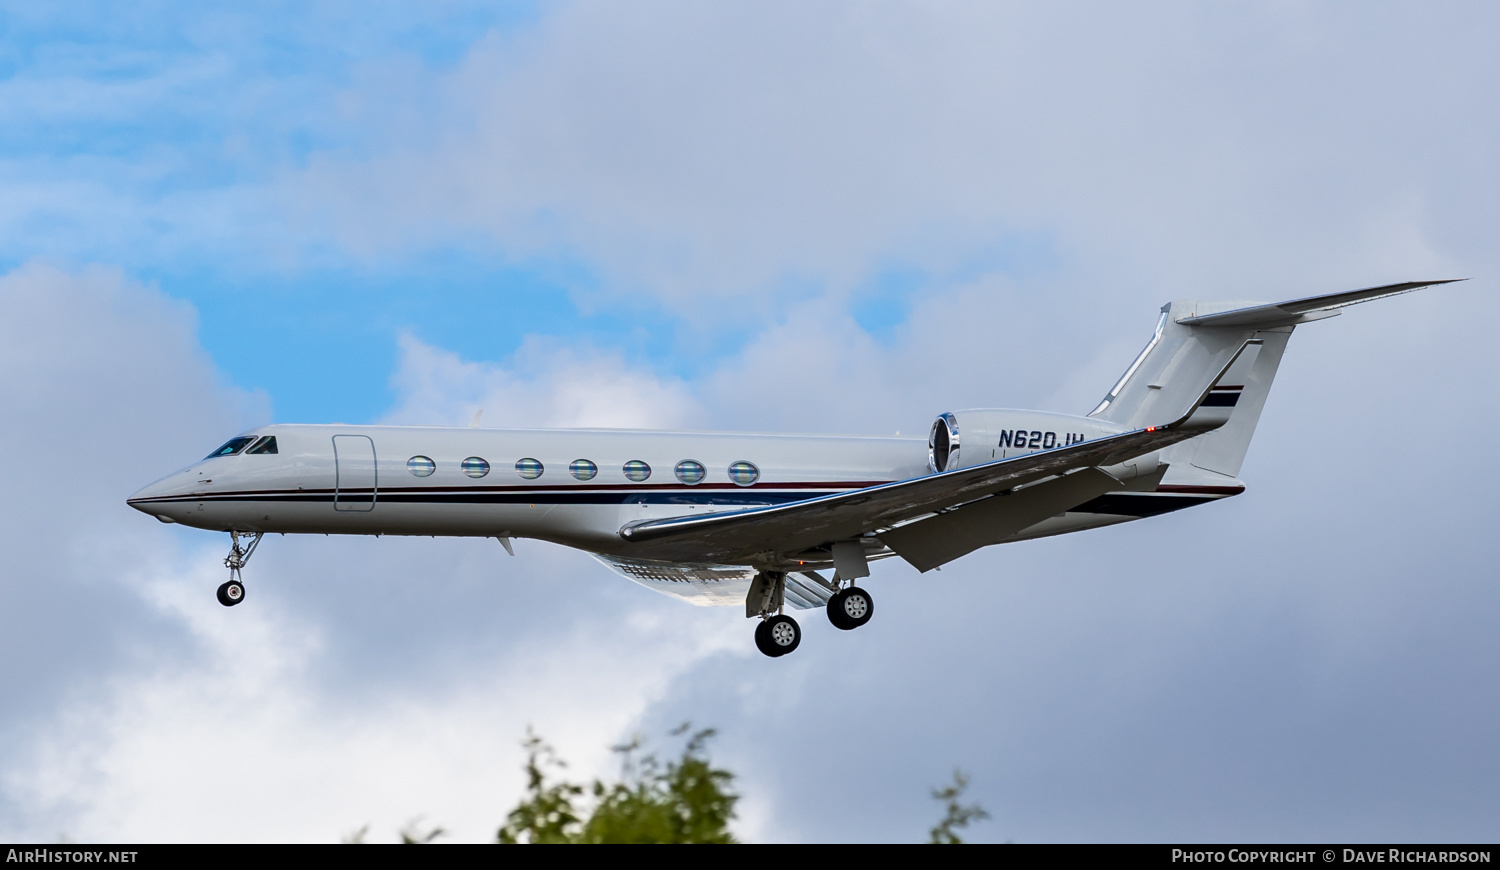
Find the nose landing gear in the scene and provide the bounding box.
[218,531,262,608]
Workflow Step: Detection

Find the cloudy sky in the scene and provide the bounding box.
[2,1,1497,843]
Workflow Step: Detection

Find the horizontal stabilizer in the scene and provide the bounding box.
[1177,279,1464,328]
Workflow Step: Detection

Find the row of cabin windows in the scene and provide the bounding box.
[407,455,761,486]
[202,437,760,485]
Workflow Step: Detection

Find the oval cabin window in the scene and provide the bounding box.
[408,456,436,477]
[570,459,598,481]
[461,457,490,478]
[623,460,651,482]
[674,460,706,485]
[728,461,760,486]
[516,458,544,480]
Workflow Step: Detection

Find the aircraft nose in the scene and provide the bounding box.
[127,469,196,520]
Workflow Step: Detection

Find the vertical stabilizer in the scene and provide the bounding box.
[1090,300,1293,479]
[1164,328,1289,478]
[1090,300,1270,431]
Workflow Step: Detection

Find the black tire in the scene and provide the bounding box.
[762,614,801,656]
[216,580,245,607]
[754,619,779,657]
[827,587,873,630]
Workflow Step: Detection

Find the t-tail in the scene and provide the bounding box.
[1089,280,1465,479]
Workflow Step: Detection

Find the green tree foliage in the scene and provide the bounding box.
[498,724,738,844]
[928,769,990,844]
[353,726,987,843]
[497,729,586,844]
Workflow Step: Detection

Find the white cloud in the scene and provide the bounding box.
[5,538,746,843]
[282,2,1494,311]
[383,331,700,430]
[375,273,1138,444]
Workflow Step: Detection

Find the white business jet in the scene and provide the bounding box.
[129,280,1461,657]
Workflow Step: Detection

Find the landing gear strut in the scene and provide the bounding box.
[218,531,262,607]
[747,571,802,657]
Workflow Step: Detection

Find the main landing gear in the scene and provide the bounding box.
[747,571,801,658]
[754,615,801,657]
[827,585,874,631]
[746,570,876,657]
[217,531,262,607]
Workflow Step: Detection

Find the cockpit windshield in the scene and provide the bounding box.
[245,436,278,455]
[205,436,256,459]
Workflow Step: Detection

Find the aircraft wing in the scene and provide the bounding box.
[618,341,1258,564]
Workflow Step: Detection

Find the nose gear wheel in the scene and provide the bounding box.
[217,580,245,607]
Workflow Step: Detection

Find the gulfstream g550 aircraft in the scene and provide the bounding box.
[129,280,1461,657]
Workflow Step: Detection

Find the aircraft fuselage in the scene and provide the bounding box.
[130,424,931,554]
[127,413,1193,569]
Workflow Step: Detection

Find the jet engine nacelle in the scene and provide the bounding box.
[928,408,1161,482]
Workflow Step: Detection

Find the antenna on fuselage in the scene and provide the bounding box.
[468,409,484,428]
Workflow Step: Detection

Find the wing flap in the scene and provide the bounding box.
[879,467,1125,572]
